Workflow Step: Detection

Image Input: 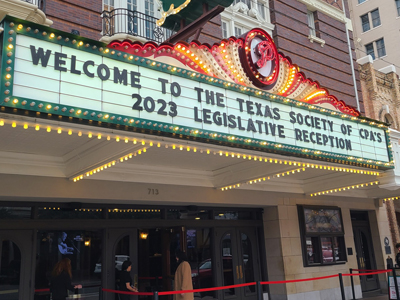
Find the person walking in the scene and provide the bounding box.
[119,260,138,300]
[50,258,82,300]
[174,250,194,300]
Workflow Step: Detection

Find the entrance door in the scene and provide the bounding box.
[215,227,260,300]
[104,229,138,300]
[0,230,34,300]
[351,213,379,292]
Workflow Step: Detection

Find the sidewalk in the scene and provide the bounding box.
[360,290,388,300]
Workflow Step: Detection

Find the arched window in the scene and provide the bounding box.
[384,113,395,128]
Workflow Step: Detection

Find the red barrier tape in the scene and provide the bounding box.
[34,289,50,293]
[261,274,338,285]
[42,269,392,296]
[158,282,256,295]
[102,288,154,296]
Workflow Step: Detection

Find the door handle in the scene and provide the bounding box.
[240,265,243,279]
[236,266,239,279]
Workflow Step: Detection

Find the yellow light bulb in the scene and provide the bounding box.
[35,125,40,131]
[57,128,62,134]
[68,130,72,135]
[47,127,51,132]
[98,134,101,139]
[88,133,92,138]
[11,122,16,127]
[23,124,28,129]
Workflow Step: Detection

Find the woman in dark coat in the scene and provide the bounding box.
[119,260,138,300]
[50,258,82,300]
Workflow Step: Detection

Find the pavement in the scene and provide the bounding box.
[360,290,388,300]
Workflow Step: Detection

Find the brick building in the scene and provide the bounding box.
[0,1,399,300]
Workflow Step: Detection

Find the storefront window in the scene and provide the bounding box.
[109,208,161,219]
[299,206,346,266]
[37,207,103,219]
[167,209,210,220]
[35,230,102,298]
[0,207,31,219]
[1,240,21,300]
[186,229,212,299]
[214,211,254,220]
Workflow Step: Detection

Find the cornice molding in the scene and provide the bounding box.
[297,0,353,30]
[0,0,52,26]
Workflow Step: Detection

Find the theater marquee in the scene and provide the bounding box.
[0,17,393,168]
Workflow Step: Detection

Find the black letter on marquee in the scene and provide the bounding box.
[97,64,110,80]
[30,46,51,67]
[131,72,141,88]
[83,61,95,78]
[171,82,181,97]
[158,78,168,93]
[194,87,203,103]
[237,98,245,112]
[205,90,215,105]
[70,56,81,75]
[114,67,127,85]
[54,52,67,72]
[216,93,225,108]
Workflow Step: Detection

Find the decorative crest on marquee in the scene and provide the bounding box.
[109,29,359,116]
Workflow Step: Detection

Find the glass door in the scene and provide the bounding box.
[215,227,260,300]
[353,226,379,291]
[104,229,138,300]
[0,230,33,300]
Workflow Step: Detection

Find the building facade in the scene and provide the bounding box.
[0,1,399,300]
[348,0,400,74]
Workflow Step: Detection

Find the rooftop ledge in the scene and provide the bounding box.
[0,0,52,26]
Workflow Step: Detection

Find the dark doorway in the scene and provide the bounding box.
[351,211,380,292]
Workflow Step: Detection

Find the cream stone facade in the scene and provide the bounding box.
[348,0,400,74]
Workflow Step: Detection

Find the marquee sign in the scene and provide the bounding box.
[0,17,393,169]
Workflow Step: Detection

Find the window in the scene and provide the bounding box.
[234,26,242,37]
[376,38,386,57]
[222,21,228,39]
[365,42,375,59]
[299,206,347,266]
[361,13,370,32]
[396,0,400,17]
[371,9,381,27]
[257,2,266,19]
[307,10,316,36]
[358,0,367,3]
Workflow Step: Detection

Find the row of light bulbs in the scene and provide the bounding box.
[310,181,380,197]
[72,148,147,182]
[109,209,161,213]
[220,167,307,191]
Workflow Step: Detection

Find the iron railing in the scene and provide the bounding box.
[101,8,174,44]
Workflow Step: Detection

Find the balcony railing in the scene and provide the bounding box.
[101,8,174,44]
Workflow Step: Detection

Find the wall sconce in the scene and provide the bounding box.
[84,238,91,246]
[140,231,148,240]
